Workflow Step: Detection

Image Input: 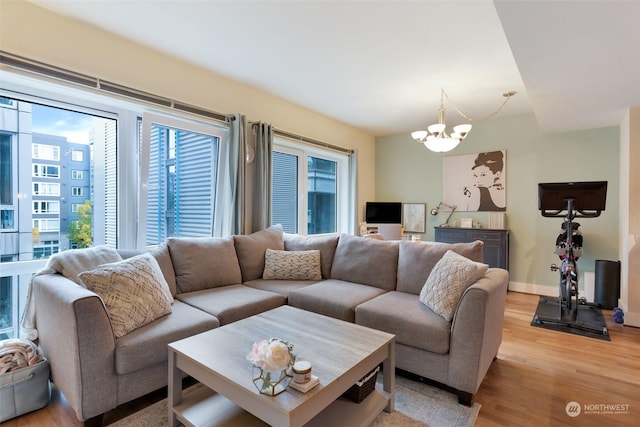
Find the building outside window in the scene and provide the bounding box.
[271,138,348,235]
[71,169,84,180]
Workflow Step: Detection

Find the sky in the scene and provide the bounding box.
[31,103,96,145]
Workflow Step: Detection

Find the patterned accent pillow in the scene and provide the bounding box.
[419,250,489,321]
[80,253,173,338]
[262,249,322,281]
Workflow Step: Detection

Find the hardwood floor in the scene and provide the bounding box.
[3,292,639,426]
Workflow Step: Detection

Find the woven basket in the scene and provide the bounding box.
[342,366,379,403]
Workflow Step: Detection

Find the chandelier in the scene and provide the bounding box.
[411,88,516,153]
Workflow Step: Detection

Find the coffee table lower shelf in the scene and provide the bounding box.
[173,383,391,427]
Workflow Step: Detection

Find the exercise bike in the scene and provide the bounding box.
[534,181,608,336]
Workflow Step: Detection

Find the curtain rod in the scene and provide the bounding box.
[270,127,353,155]
[0,51,232,123]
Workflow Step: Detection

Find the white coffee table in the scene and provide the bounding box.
[168,305,395,427]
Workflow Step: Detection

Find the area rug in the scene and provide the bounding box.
[531,296,610,341]
[109,374,480,427]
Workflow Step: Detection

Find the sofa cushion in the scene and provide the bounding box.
[118,243,177,297]
[288,279,387,322]
[263,249,322,281]
[243,279,320,299]
[176,285,286,325]
[80,253,174,338]
[330,234,399,291]
[115,300,219,374]
[355,291,451,354]
[284,233,339,279]
[167,236,242,293]
[396,240,484,295]
[234,225,284,281]
[419,250,489,321]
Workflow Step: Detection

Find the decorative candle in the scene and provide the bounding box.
[292,360,312,384]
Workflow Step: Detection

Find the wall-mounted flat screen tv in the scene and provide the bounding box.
[365,202,402,224]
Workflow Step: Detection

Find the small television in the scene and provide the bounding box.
[365,202,402,224]
[538,181,607,217]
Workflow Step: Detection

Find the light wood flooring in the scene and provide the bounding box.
[3,292,639,426]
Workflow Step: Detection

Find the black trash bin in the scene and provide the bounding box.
[594,260,621,310]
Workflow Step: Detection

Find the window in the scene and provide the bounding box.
[32,144,60,161]
[33,164,59,178]
[32,182,60,196]
[140,114,225,245]
[1,210,14,229]
[1,70,230,339]
[32,218,60,232]
[70,149,83,161]
[1,134,12,205]
[271,139,349,235]
[33,201,59,214]
[33,240,60,260]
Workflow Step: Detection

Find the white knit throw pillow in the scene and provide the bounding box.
[419,250,488,321]
[80,253,173,338]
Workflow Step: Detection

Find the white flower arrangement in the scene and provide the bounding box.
[247,338,295,373]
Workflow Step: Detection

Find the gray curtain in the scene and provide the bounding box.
[214,114,246,236]
[348,149,358,235]
[252,122,273,231]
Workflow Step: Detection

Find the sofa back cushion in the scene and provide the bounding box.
[167,236,242,293]
[233,225,284,281]
[119,243,178,297]
[330,234,399,291]
[284,233,339,279]
[396,240,484,295]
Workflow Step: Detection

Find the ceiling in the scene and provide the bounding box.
[27,0,640,137]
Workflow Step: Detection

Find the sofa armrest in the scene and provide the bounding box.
[448,268,509,395]
[32,273,117,421]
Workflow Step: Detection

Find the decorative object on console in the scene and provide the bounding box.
[247,338,296,396]
[443,151,507,211]
[403,203,426,233]
[460,218,473,228]
[411,88,516,152]
[431,201,457,227]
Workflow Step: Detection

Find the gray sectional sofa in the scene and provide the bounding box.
[31,226,509,423]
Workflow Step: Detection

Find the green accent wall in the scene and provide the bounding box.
[376,112,619,292]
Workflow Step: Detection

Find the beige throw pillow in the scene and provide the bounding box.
[419,250,489,321]
[263,249,322,281]
[80,253,173,338]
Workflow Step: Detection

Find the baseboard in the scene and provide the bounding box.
[623,311,640,327]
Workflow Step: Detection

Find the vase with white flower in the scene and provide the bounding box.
[247,338,296,395]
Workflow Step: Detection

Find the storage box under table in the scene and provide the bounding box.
[0,359,51,422]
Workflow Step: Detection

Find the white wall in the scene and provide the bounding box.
[620,107,640,326]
